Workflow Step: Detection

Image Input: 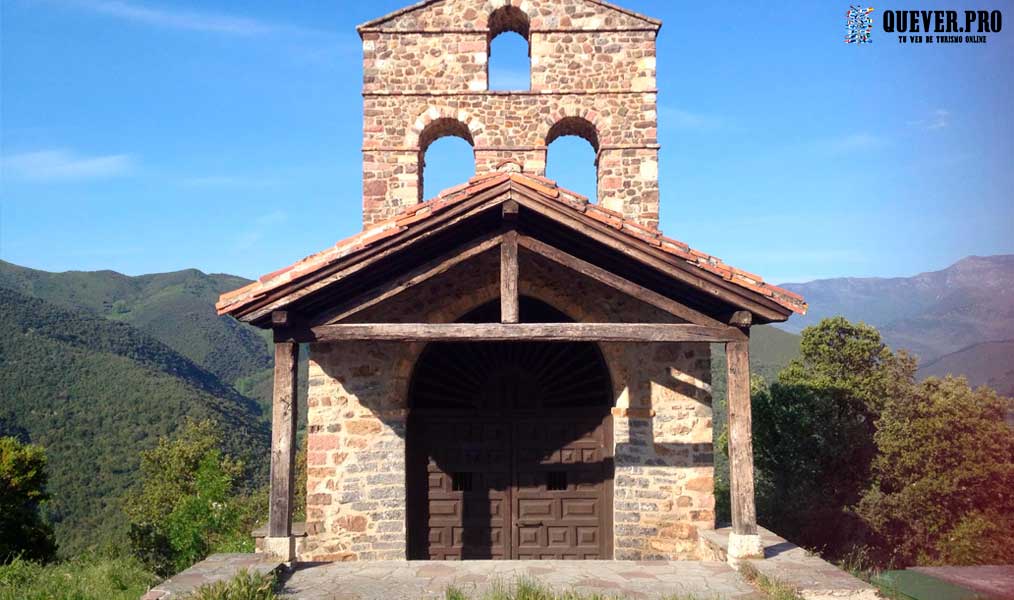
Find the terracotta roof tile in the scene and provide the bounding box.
[217,173,808,318]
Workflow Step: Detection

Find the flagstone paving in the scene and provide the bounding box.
[276,560,764,600]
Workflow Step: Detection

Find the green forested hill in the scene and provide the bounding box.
[0,261,272,385]
[0,288,269,555]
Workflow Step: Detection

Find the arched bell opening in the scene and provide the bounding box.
[406,297,615,560]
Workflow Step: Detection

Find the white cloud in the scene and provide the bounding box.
[65,0,317,36]
[659,107,726,131]
[908,108,951,131]
[1,149,133,181]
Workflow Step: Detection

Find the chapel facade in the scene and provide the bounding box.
[218,0,807,564]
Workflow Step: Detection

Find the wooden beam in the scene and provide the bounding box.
[502,199,519,220]
[268,341,299,538]
[726,335,758,536]
[501,230,519,324]
[729,310,753,327]
[315,233,503,325]
[517,235,725,328]
[277,322,748,343]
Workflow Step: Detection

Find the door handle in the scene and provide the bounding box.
[516,519,545,526]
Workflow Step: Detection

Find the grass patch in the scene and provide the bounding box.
[0,554,157,600]
[181,569,277,600]
[444,577,699,600]
[738,562,804,600]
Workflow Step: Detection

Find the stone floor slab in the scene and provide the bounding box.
[277,560,763,600]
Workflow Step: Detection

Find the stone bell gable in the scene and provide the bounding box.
[359,0,662,228]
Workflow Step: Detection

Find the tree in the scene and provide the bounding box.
[750,317,916,557]
[0,437,57,563]
[856,376,1014,566]
[124,420,262,576]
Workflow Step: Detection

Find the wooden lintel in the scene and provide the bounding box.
[276,322,748,344]
[517,235,725,328]
[501,231,519,324]
[315,232,503,325]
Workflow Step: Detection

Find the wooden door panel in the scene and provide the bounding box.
[411,413,611,560]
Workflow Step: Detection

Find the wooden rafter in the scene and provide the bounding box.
[517,235,726,328]
[317,232,503,325]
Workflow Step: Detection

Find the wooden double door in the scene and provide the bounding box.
[407,412,613,560]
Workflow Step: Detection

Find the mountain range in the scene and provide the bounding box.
[1,254,1011,554]
[778,255,1014,395]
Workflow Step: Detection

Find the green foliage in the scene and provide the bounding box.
[856,376,1014,567]
[738,563,804,600]
[0,288,269,555]
[181,569,276,600]
[125,420,265,576]
[291,433,310,522]
[711,325,802,523]
[0,438,56,563]
[749,317,916,557]
[0,554,156,600]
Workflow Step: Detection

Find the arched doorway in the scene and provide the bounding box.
[407,298,614,560]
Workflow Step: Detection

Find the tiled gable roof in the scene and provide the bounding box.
[217,172,807,318]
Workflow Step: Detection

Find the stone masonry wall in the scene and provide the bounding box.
[300,249,714,561]
[360,0,660,227]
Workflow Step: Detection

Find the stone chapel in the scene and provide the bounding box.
[218,0,807,563]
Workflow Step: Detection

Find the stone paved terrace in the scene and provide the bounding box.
[699,528,878,600]
[141,553,284,600]
[143,530,882,600]
[277,560,763,600]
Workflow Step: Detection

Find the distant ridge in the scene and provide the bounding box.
[0,287,269,554]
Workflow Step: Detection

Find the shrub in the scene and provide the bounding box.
[125,420,263,576]
[750,317,916,557]
[182,569,276,600]
[0,554,155,600]
[0,437,57,563]
[856,376,1014,566]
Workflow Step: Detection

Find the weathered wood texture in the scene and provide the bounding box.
[725,337,758,536]
[501,230,519,324]
[517,235,725,327]
[278,322,747,343]
[269,341,299,537]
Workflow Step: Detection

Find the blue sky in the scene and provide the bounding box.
[1,0,1011,284]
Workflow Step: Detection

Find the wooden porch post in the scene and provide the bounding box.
[266,340,299,561]
[725,334,764,560]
